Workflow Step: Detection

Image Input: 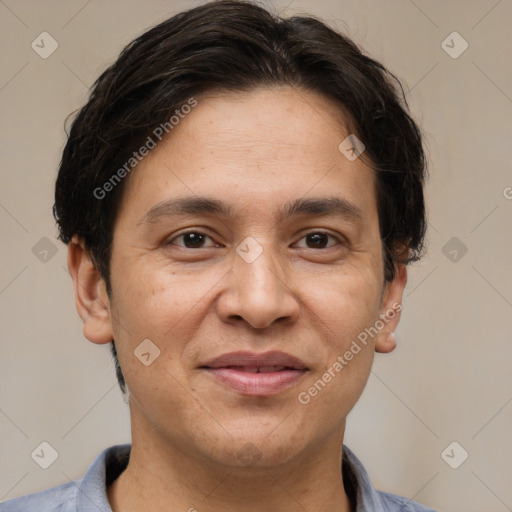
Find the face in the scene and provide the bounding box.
[74,86,406,469]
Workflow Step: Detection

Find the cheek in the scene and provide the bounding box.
[108,261,221,375]
[110,256,196,332]
[297,293,378,424]
[108,273,195,415]
[296,266,382,404]
[306,264,383,342]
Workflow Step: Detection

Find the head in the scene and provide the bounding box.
[55,0,426,468]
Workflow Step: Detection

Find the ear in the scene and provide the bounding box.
[67,235,114,345]
[374,255,408,354]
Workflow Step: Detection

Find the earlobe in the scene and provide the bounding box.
[67,235,114,345]
[375,332,397,354]
[375,259,407,354]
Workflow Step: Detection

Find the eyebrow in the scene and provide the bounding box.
[138,196,363,225]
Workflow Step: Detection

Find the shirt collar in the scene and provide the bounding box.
[343,445,389,511]
[77,444,130,511]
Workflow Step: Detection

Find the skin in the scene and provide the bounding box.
[68,86,407,512]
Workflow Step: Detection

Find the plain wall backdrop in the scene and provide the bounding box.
[1,1,511,510]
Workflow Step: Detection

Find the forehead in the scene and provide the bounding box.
[117,86,377,226]
[163,86,354,167]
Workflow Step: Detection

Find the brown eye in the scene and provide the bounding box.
[169,232,217,249]
[295,232,341,249]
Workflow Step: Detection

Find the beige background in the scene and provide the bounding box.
[1,1,511,510]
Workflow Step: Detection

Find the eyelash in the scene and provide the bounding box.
[167,230,345,249]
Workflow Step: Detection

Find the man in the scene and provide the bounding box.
[1,0,434,510]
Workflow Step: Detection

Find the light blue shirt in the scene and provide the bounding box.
[0,444,436,511]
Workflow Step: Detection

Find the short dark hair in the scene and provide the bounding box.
[53,0,427,394]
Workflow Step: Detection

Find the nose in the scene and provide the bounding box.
[216,243,300,329]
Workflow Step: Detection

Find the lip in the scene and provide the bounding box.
[200,351,309,396]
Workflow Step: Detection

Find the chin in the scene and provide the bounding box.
[199,422,307,469]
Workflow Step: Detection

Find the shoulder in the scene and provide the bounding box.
[0,444,129,512]
[0,480,79,512]
[376,490,438,511]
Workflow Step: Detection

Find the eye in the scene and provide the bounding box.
[167,230,343,250]
[168,231,219,249]
[294,231,343,249]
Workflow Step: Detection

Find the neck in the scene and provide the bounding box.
[108,417,352,512]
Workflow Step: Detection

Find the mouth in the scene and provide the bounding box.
[200,351,309,396]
